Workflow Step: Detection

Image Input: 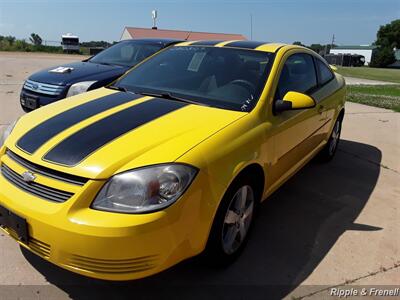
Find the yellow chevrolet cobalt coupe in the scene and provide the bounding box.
[0,40,345,280]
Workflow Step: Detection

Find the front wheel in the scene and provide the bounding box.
[205,177,257,265]
[21,105,32,113]
[318,117,342,162]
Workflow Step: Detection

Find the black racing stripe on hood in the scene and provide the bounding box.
[223,41,265,49]
[43,99,188,166]
[17,92,141,154]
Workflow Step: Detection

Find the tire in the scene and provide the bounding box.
[204,175,259,266]
[21,106,32,113]
[318,117,342,162]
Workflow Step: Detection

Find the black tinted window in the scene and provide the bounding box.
[275,53,317,99]
[316,58,334,85]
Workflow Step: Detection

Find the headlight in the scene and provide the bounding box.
[0,119,19,148]
[66,81,96,97]
[92,164,198,213]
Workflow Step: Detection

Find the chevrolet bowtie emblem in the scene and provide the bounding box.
[21,171,36,183]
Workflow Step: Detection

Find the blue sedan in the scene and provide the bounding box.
[20,38,182,112]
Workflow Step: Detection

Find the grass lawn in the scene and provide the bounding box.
[336,66,400,84]
[347,85,400,112]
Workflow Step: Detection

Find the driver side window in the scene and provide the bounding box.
[275,53,317,100]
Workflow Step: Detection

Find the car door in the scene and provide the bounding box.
[267,51,325,191]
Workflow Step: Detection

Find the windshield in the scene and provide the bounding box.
[62,38,79,45]
[89,41,164,67]
[113,46,275,112]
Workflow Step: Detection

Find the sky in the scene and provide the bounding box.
[0,0,399,46]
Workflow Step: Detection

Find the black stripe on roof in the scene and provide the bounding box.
[17,92,141,154]
[190,40,225,46]
[43,99,187,166]
[223,41,265,49]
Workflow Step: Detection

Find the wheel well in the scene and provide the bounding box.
[235,164,265,203]
[338,108,345,122]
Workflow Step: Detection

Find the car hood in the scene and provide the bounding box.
[7,88,246,179]
[28,61,129,86]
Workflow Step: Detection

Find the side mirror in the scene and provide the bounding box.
[274,91,316,113]
[329,64,338,71]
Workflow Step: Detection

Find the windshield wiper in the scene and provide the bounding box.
[136,91,209,107]
[94,61,113,66]
[107,85,128,92]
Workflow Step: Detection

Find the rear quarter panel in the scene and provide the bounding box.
[322,73,346,136]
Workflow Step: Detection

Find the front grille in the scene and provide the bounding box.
[66,254,158,274]
[23,79,64,96]
[6,150,88,186]
[1,164,73,203]
[29,237,51,258]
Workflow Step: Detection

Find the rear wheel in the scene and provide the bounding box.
[205,176,258,265]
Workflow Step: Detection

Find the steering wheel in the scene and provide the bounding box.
[230,79,256,93]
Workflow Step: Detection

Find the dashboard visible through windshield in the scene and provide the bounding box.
[113,46,275,112]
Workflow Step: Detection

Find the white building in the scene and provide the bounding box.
[330,45,377,65]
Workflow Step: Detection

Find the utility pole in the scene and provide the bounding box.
[250,14,253,40]
[152,10,158,29]
[330,34,335,52]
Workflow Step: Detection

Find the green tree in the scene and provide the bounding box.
[80,40,111,48]
[370,47,395,67]
[293,41,305,47]
[375,19,400,49]
[370,19,399,67]
[29,33,42,46]
[309,44,324,53]
[14,40,30,51]
[0,35,16,45]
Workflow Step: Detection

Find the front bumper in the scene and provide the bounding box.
[20,88,66,110]
[0,153,220,280]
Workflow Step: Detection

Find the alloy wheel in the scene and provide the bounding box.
[222,185,255,255]
[329,120,341,155]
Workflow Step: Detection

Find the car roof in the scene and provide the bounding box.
[175,40,288,53]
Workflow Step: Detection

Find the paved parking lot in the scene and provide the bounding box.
[0,52,89,133]
[0,52,399,299]
[344,77,399,85]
